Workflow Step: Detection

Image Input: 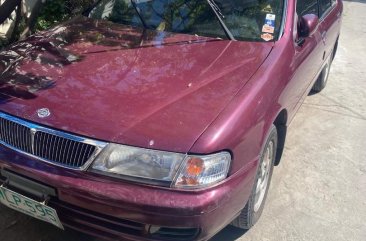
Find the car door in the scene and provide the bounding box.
[287,0,326,120]
[318,0,342,59]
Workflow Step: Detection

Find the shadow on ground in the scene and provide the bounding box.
[210,226,247,241]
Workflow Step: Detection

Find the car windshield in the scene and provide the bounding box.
[88,0,284,41]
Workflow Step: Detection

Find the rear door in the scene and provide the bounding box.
[295,0,326,81]
[318,0,342,59]
[294,0,326,93]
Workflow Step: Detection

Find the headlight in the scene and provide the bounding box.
[91,144,185,183]
[91,144,231,189]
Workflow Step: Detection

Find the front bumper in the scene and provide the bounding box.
[0,145,257,241]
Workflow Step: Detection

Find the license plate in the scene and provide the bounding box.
[0,185,63,229]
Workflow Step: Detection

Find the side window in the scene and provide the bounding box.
[319,0,333,16]
[297,0,319,16]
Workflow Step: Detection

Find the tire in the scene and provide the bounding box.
[332,39,339,61]
[231,125,278,229]
[312,51,333,93]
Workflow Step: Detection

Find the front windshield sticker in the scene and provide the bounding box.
[262,14,276,34]
[261,13,276,40]
[265,14,276,27]
[261,33,274,41]
[262,25,274,34]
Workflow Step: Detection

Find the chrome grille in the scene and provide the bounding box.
[0,118,32,153]
[0,112,107,170]
[33,132,97,168]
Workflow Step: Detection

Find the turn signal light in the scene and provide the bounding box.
[186,157,205,176]
[173,152,231,189]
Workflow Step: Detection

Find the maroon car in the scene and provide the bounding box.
[0,0,342,240]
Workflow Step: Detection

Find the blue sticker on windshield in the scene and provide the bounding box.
[262,14,276,34]
[265,14,276,28]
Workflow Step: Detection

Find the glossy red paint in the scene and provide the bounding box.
[0,17,273,153]
[0,0,343,240]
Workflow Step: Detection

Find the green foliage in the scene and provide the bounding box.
[35,0,69,30]
[0,37,9,49]
[35,0,95,31]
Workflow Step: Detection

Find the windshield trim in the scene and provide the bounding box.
[277,0,288,41]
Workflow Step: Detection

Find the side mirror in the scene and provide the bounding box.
[299,14,319,38]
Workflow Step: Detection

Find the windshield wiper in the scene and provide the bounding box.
[83,0,103,16]
[206,0,235,40]
[131,0,147,28]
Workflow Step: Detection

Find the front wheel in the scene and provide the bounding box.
[231,125,277,229]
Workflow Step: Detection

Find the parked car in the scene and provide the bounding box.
[0,0,342,240]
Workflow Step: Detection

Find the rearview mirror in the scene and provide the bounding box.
[299,14,319,38]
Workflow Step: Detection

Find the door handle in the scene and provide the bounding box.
[321,31,327,43]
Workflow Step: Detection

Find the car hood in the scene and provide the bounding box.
[0,17,273,153]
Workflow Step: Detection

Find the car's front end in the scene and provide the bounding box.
[0,0,287,240]
[0,111,257,241]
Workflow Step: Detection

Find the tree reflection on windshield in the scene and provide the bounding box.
[88,0,284,41]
